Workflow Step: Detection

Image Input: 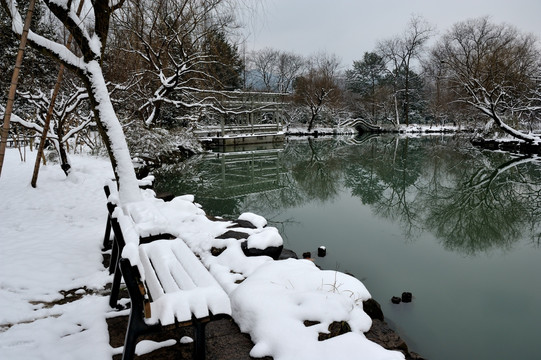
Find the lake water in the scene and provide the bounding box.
[154,135,541,360]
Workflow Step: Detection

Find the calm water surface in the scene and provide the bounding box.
[154,135,541,360]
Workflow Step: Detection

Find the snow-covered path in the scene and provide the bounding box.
[0,150,114,359]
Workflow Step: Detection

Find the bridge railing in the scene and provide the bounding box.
[193,90,289,137]
[339,118,382,132]
[194,90,290,109]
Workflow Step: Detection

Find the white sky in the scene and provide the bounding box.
[242,0,541,68]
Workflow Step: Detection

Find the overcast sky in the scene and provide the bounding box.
[242,0,541,68]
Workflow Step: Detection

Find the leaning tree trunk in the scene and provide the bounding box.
[1,0,143,203]
[0,0,35,177]
[84,61,142,203]
[484,105,541,143]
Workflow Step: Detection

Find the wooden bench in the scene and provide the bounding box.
[105,189,231,360]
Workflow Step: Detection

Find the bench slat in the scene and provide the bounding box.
[140,241,198,295]
[170,241,221,287]
[138,239,231,325]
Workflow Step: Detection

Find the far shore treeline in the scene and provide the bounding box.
[1,2,540,165]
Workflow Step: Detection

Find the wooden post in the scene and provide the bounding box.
[0,0,36,178]
[220,115,225,137]
[30,0,85,187]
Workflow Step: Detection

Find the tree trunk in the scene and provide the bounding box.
[56,121,71,175]
[307,112,317,132]
[0,0,36,177]
[31,64,69,186]
[85,61,142,203]
[404,70,410,126]
[394,94,400,126]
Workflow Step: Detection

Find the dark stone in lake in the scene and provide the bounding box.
[229,219,258,229]
[402,292,412,303]
[241,241,283,260]
[363,298,384,321]
[278,248,298,260]
[317,246,326,257]
[391,296,401,304]
[365,319,411,357]
[216,230,249,240]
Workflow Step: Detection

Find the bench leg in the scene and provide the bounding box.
[193,320,207,360]
[109,266,122,309]
[109,237,122,308]
[102,214,112,250]
[121,324,138,360]
[109,236,118,275]
[120,258,156,360]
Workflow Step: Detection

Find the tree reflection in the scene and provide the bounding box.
[290,138,343,202]
[344,136,428,238]
[424,155,540,254]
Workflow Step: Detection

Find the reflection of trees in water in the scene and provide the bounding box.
[289,138,344,202]
[154,135,541,255]
[154,151,298,218]
[344,136,428,239]
[339,135,541,254]
[363,138,541,254]
[423,155,541,254]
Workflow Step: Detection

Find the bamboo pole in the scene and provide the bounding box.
[31,0,85,187]
[0,0,36,178]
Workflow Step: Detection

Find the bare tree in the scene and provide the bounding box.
[293,52,341,132]
[248,47,279,91]
[377,15,434,126]
[14,84,93,167]
[109,0,243,127]
[275,51,305,93]
[433,17,541,141]
[247,48,305,93]
[422,55,471,127]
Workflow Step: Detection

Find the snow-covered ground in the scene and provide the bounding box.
[0,148,404,360]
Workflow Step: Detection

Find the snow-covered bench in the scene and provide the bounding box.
[104,181,178,309]
[102,177,162,251]
[105,188,231,360]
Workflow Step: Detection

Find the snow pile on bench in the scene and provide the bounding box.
[139,239,231,325]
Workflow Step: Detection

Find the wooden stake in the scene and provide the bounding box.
[0,0,36,178]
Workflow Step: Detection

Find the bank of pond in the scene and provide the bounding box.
[152,134,541,360]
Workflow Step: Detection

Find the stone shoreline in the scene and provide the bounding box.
[104,248,425,360]
[103,208,425,359]
[282,249,425,360]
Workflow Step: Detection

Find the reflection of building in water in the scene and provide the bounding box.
[205,148,287,199]
[194,91,288,149]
